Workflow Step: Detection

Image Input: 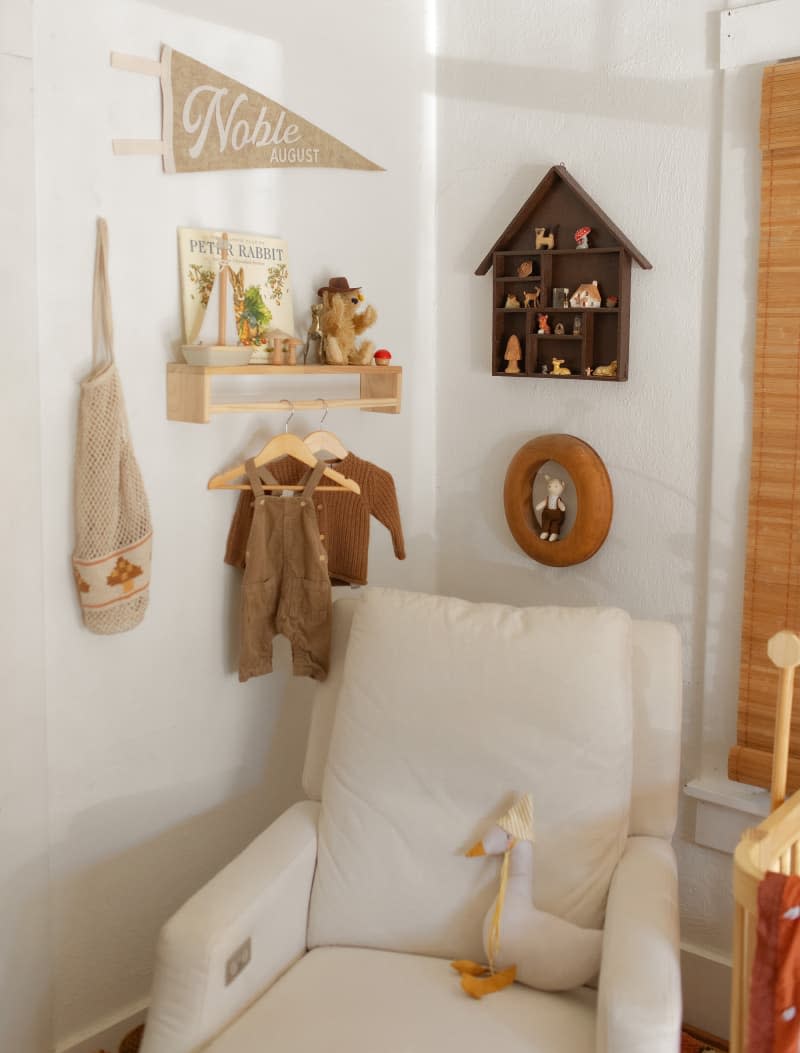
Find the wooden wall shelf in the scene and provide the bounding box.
[166,363,402,423]
[476,165,651,382]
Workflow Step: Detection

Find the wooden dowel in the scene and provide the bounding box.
[211,397,398,413]
[767,632,800,810]
[218,232,229,347]
[731,902,745,1053]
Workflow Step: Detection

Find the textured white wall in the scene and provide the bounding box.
[0,2,53,1050]
[432,0,735,997]
[33,1,435,1045]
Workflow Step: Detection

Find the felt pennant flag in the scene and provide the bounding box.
[111,45,384,174]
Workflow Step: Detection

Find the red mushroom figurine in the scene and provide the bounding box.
[574,226,591,249]
[374,349,392,367]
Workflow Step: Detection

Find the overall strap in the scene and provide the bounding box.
[301,459,327,498]
[91,217,115,373]
[245,458,264,498]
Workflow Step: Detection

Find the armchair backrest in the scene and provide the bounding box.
[303,593,681,840]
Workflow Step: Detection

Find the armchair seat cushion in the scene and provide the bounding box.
[309,588,633,960]
[204,947,597,1053]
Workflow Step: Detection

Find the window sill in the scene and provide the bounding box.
[684,775,770,855]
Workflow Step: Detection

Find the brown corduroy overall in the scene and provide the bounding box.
[238,458,332,683]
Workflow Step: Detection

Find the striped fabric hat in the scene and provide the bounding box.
[497,793,534,842]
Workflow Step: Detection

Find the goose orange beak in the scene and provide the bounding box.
[466,840,485,857]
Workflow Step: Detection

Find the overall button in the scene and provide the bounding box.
[320,534,326,541]
[300,500,306,507]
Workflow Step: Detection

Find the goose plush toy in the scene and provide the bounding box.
[451,794,603,998]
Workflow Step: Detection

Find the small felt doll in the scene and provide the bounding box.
[451,794,602,998]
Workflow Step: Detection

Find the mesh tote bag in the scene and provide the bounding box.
[72,218,153,634]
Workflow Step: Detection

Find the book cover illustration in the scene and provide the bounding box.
[178,228,295,363]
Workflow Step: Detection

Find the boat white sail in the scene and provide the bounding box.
[191,266,240,347]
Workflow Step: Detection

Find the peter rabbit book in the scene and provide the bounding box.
[178,228,295,362]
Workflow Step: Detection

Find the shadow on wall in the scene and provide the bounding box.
[51,665,315,1033]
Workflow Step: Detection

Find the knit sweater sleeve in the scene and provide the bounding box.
[368,465,406,560]
[224,490,253,569]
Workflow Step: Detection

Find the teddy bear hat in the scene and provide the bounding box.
[497,793,534,842]
[317,276,362,297]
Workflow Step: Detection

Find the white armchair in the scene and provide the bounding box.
[141,589,682,1053]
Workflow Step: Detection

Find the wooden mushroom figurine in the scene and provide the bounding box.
[374,348,392,367]
[574,226,592,249]
[504,334,522,374]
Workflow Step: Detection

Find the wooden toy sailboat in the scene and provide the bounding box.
[182,233,252,366]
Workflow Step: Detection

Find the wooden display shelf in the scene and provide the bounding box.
[477,165,651,383]
[167,363,402,423]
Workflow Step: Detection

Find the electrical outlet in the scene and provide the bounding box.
[225,937,251,986]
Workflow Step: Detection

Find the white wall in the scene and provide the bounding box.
[0,2,53,1050]
[33,1,435,1046]
[432,0,734,1020]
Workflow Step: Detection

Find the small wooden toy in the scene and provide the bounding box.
[516,260,534,278]
[541,363,549,375]
[554,322,565,336]
[374,348,392,366]
[505,293,521,308]
[522,288,541,309]
[584,366,593,377]
[593,360,618,377]
[569,281,602,308]
[551,358,571,375]
[504,334,522,374]
[605,295,619,308]
[574,226,591,249]
[534,226,556,250]
[303,303,324,363]
[537,313,551,334]
[572,315,582,336]
[535,475,568,540]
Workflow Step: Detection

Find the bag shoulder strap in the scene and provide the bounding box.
[92,217,114,372]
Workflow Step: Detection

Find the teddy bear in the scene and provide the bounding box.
[317,276,377,365]
[534,475,567,541]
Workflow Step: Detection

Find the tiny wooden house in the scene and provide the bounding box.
[476,165,651,381]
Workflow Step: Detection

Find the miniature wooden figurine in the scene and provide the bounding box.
[551,358,571,375]
[605,295,619,308]
[535,475,567,541]
[574,226,591,249]
[505,293,521,308]
[593,360,618,377]
[504,334,522,374]
[554,322,565,336]
[534,226,556,250]
[374,348,392,366]
[569,280,602,308]
[584,366,593,377]
[537,313,551,334]
[572,315,582,336]
[523,288,541,309]
[304,303,324,363]
[541,363,549,375]
[516,260,534,278]
[552,287,570,308]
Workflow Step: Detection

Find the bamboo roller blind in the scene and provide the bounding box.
[729,59,800,793]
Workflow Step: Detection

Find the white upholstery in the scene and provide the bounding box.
[304,598,682,842]
[309,589,633,955]
[597,836,681,1053]
[203,947,598,1053]
[141,590,683,1053]
[139,802,319,1053]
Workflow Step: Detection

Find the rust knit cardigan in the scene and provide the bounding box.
[225,453,405,587]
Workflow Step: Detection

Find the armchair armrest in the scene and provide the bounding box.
[141,800,320,1053]
[596,836,681,1053]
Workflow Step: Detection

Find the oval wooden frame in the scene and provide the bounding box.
[503,434,613,567]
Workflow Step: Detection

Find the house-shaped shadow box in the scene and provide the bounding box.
[476,165,651,381]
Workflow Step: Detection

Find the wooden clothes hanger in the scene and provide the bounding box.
[208,402,360,494]
[303,399,349,462]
